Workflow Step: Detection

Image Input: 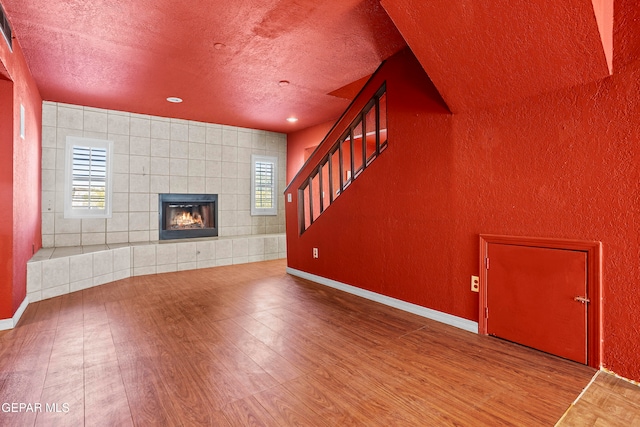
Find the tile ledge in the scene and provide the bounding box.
[30,233,285,262]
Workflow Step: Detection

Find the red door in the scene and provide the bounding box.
[486,243,588,364]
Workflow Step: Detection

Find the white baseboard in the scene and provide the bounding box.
[286,267,478,333]
[0,296,29,331]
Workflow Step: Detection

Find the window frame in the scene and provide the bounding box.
[64,136,114,219]
[251,154,278,216]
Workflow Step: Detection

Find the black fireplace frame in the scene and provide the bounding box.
[158,193,218,240]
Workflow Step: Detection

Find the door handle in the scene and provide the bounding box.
[574,296,590,304]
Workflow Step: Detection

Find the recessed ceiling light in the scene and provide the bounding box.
[214,43,225,50]
[166,97,183,103]
[279,80,290,87]
[286,117,298,123]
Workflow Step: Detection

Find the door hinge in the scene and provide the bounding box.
[484,307,489,318]
[485,257,490,270]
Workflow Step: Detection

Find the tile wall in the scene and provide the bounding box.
[41,102,287,247]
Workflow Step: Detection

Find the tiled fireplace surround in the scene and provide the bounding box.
[27,102,287,303]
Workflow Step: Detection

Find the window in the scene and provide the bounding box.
[298,83,387,234]
[0,2,13,51]
[64,136,113,219]
[251,154,278,216]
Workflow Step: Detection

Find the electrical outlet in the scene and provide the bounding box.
[471,275,480,292]
[287,193,292,203]
[313,248,319,258]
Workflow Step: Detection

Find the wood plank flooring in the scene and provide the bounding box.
[0,259,619,426]
[557,371,640,426]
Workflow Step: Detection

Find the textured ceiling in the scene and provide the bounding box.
[380,0,612,113]
[2,0,614,133]
[2,0,406,133]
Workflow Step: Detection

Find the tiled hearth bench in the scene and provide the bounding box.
[26,234,286,303]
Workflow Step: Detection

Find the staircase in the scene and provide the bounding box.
[297,83,388,234]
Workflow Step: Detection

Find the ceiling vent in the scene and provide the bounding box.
[0,3,12,51]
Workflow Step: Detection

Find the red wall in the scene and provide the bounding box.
[0,77,14,319]
[286,48,640,382]
[0,33,43,319]
[286,120,334,184]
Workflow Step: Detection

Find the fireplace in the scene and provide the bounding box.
[158,194,218,240]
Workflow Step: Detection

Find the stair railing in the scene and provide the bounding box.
[298,83,387,234]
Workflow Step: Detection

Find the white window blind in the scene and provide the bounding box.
[64,137,113,219]
[71,145,107,208]
[251,155,278,216]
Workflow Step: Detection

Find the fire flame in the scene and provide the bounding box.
[172,211,204,228]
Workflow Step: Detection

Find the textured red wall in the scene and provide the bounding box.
[286,48,640,382]
[286,120,334,184]
[0,78,14,319]
[613,0,640,71]
[0,36,43,319]
[380,0,611,113]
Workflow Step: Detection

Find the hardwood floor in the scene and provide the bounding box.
[0,259,625,426]
[557,371,640,426]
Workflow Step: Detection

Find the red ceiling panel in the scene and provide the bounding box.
[1,0,406,132]
[380,0,612,113]
[1,0,617,129]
